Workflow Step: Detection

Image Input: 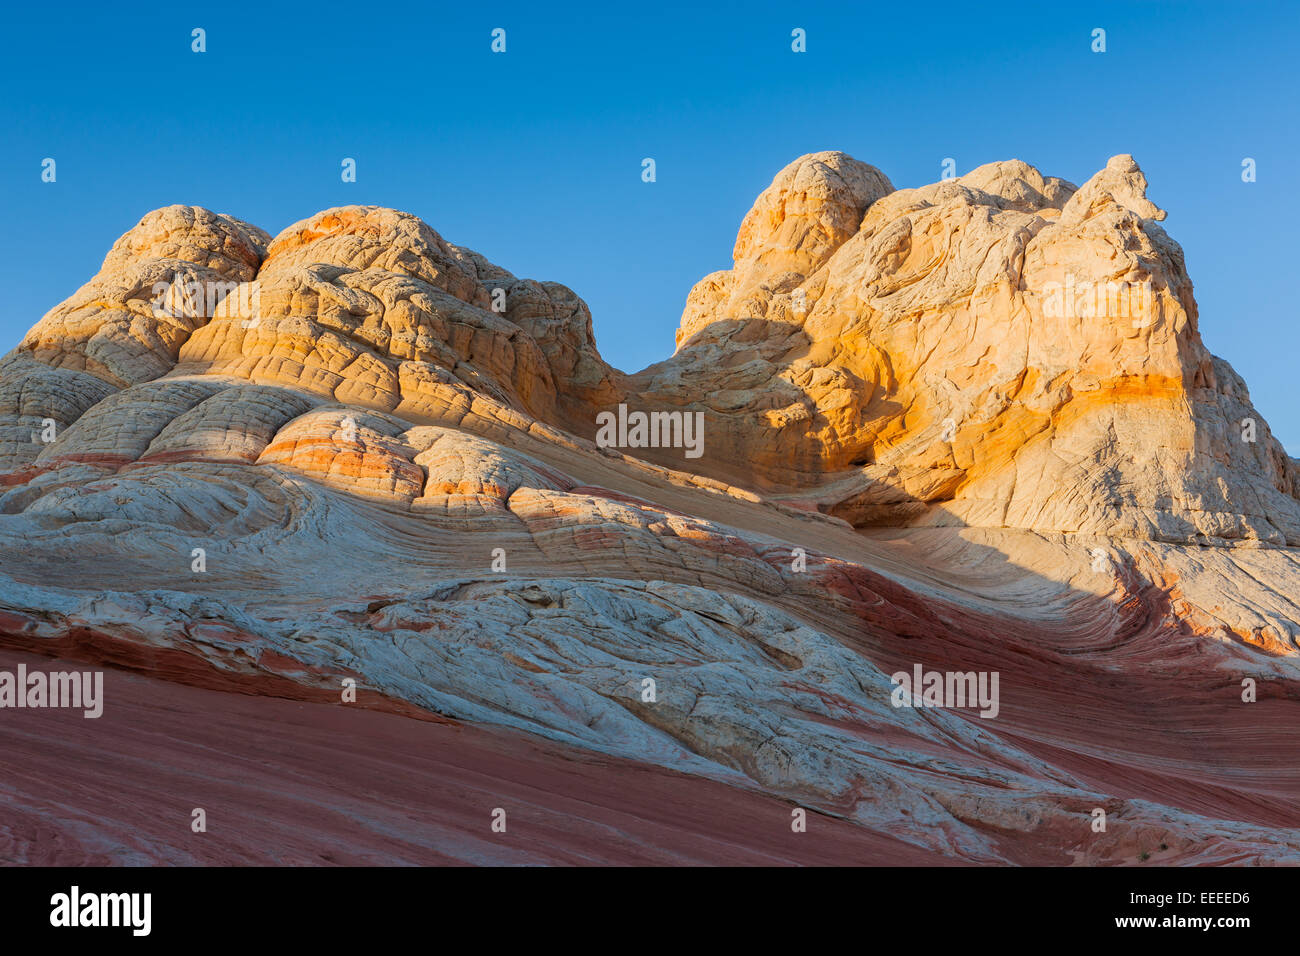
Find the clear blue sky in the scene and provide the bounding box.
[3,1,1298,449]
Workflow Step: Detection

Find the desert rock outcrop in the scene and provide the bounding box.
[3,152,1299,864]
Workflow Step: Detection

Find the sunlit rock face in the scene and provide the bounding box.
[645,153,1300,550]
[3,153,1300,865]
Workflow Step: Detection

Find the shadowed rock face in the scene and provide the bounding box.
[3,151,1300,865]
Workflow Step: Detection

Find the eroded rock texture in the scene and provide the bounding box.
[3,153,1300,865]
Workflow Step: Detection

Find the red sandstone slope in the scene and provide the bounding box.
[0,652,946,866]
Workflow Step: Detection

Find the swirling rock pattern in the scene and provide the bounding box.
[2,152,1299,865]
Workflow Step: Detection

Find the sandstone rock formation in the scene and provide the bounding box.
[3,152,1300,865]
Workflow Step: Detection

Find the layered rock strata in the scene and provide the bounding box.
[2,151,1299,864]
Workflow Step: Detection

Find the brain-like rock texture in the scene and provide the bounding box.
[3,152,1300,865]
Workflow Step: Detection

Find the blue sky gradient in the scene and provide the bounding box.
[3,1,1298,447]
